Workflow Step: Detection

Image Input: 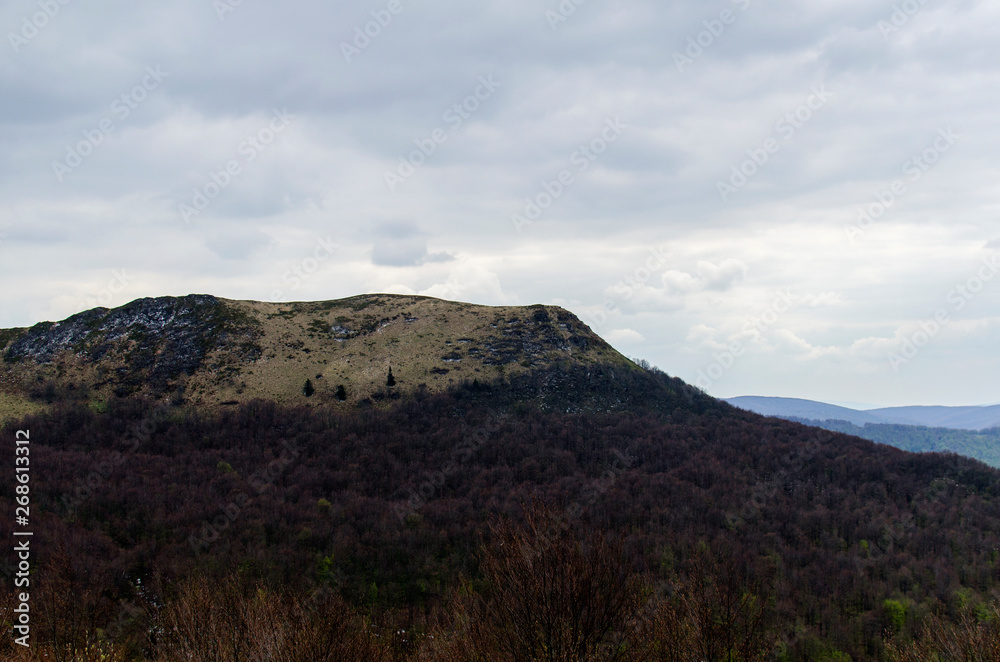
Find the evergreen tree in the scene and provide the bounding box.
[303,379,315,397]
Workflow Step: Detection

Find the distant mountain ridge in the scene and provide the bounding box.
[726,395,1000,431]
[724,396,886,427]
[872,405,1000,430]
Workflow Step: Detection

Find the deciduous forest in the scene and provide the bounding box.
[3,365,1000,661]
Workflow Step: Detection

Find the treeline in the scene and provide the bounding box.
[3,366,1000,659]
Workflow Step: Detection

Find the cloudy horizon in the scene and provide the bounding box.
[2,0,998,408]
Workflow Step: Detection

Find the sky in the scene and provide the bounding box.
[1,0,998,407]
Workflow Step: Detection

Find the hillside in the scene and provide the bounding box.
[0,293,627,425]
[5,370,1000,661]
[786,417,1000,468]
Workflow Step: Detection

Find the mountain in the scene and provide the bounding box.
[0,293,626,426]
[725,395,889,426]
[4,295,1000,661]
[726,395,1000,431]
[871,404,1000,430]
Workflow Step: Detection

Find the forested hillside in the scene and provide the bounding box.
[3,362,1000,661]
[787,417,1000,469]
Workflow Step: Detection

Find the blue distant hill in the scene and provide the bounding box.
[725,396,1000,431]
[725,396,887,426]
[725,396,1000,468]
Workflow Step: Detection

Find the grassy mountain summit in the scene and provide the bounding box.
[0,293,630,421]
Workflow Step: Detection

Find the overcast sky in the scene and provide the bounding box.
[1,0,998,407]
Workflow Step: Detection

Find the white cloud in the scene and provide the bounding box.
[662,271,699,295]
[607,328,645,344]
[417,259,516,306]
[696,259,747,291]
[798,292,844,307]
[381,283,417,296]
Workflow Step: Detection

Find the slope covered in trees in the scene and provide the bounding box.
[3,363,1000,660]
[787,417,1000,469]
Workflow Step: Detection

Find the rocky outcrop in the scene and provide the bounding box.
[4,295,262,392]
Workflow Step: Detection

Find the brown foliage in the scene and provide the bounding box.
[414,507,773,662]
[154,575,388,662]
[9,365,1000,659]
[639,548,773,662]
[884,606,1000,662]
[466,505,645,662]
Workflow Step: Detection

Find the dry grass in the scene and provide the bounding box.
[0,391,42,428]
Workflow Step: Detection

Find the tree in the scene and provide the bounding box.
[386,367,396,387]
[469,504,644,662]
[156,575,388,662]
[303,379,315,397]
[640,546,773,662]
[335,384,347,401]
[885,604,1000,662]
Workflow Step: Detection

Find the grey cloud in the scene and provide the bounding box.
[2,0,999,404]
[204,229,271,261]
[697,259,747,291]
[370,222,456,267]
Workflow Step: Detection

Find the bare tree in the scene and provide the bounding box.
[469,505,645,662]
[154,575,388,662]
[885,605,1000,662]
[639,546,772,662]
